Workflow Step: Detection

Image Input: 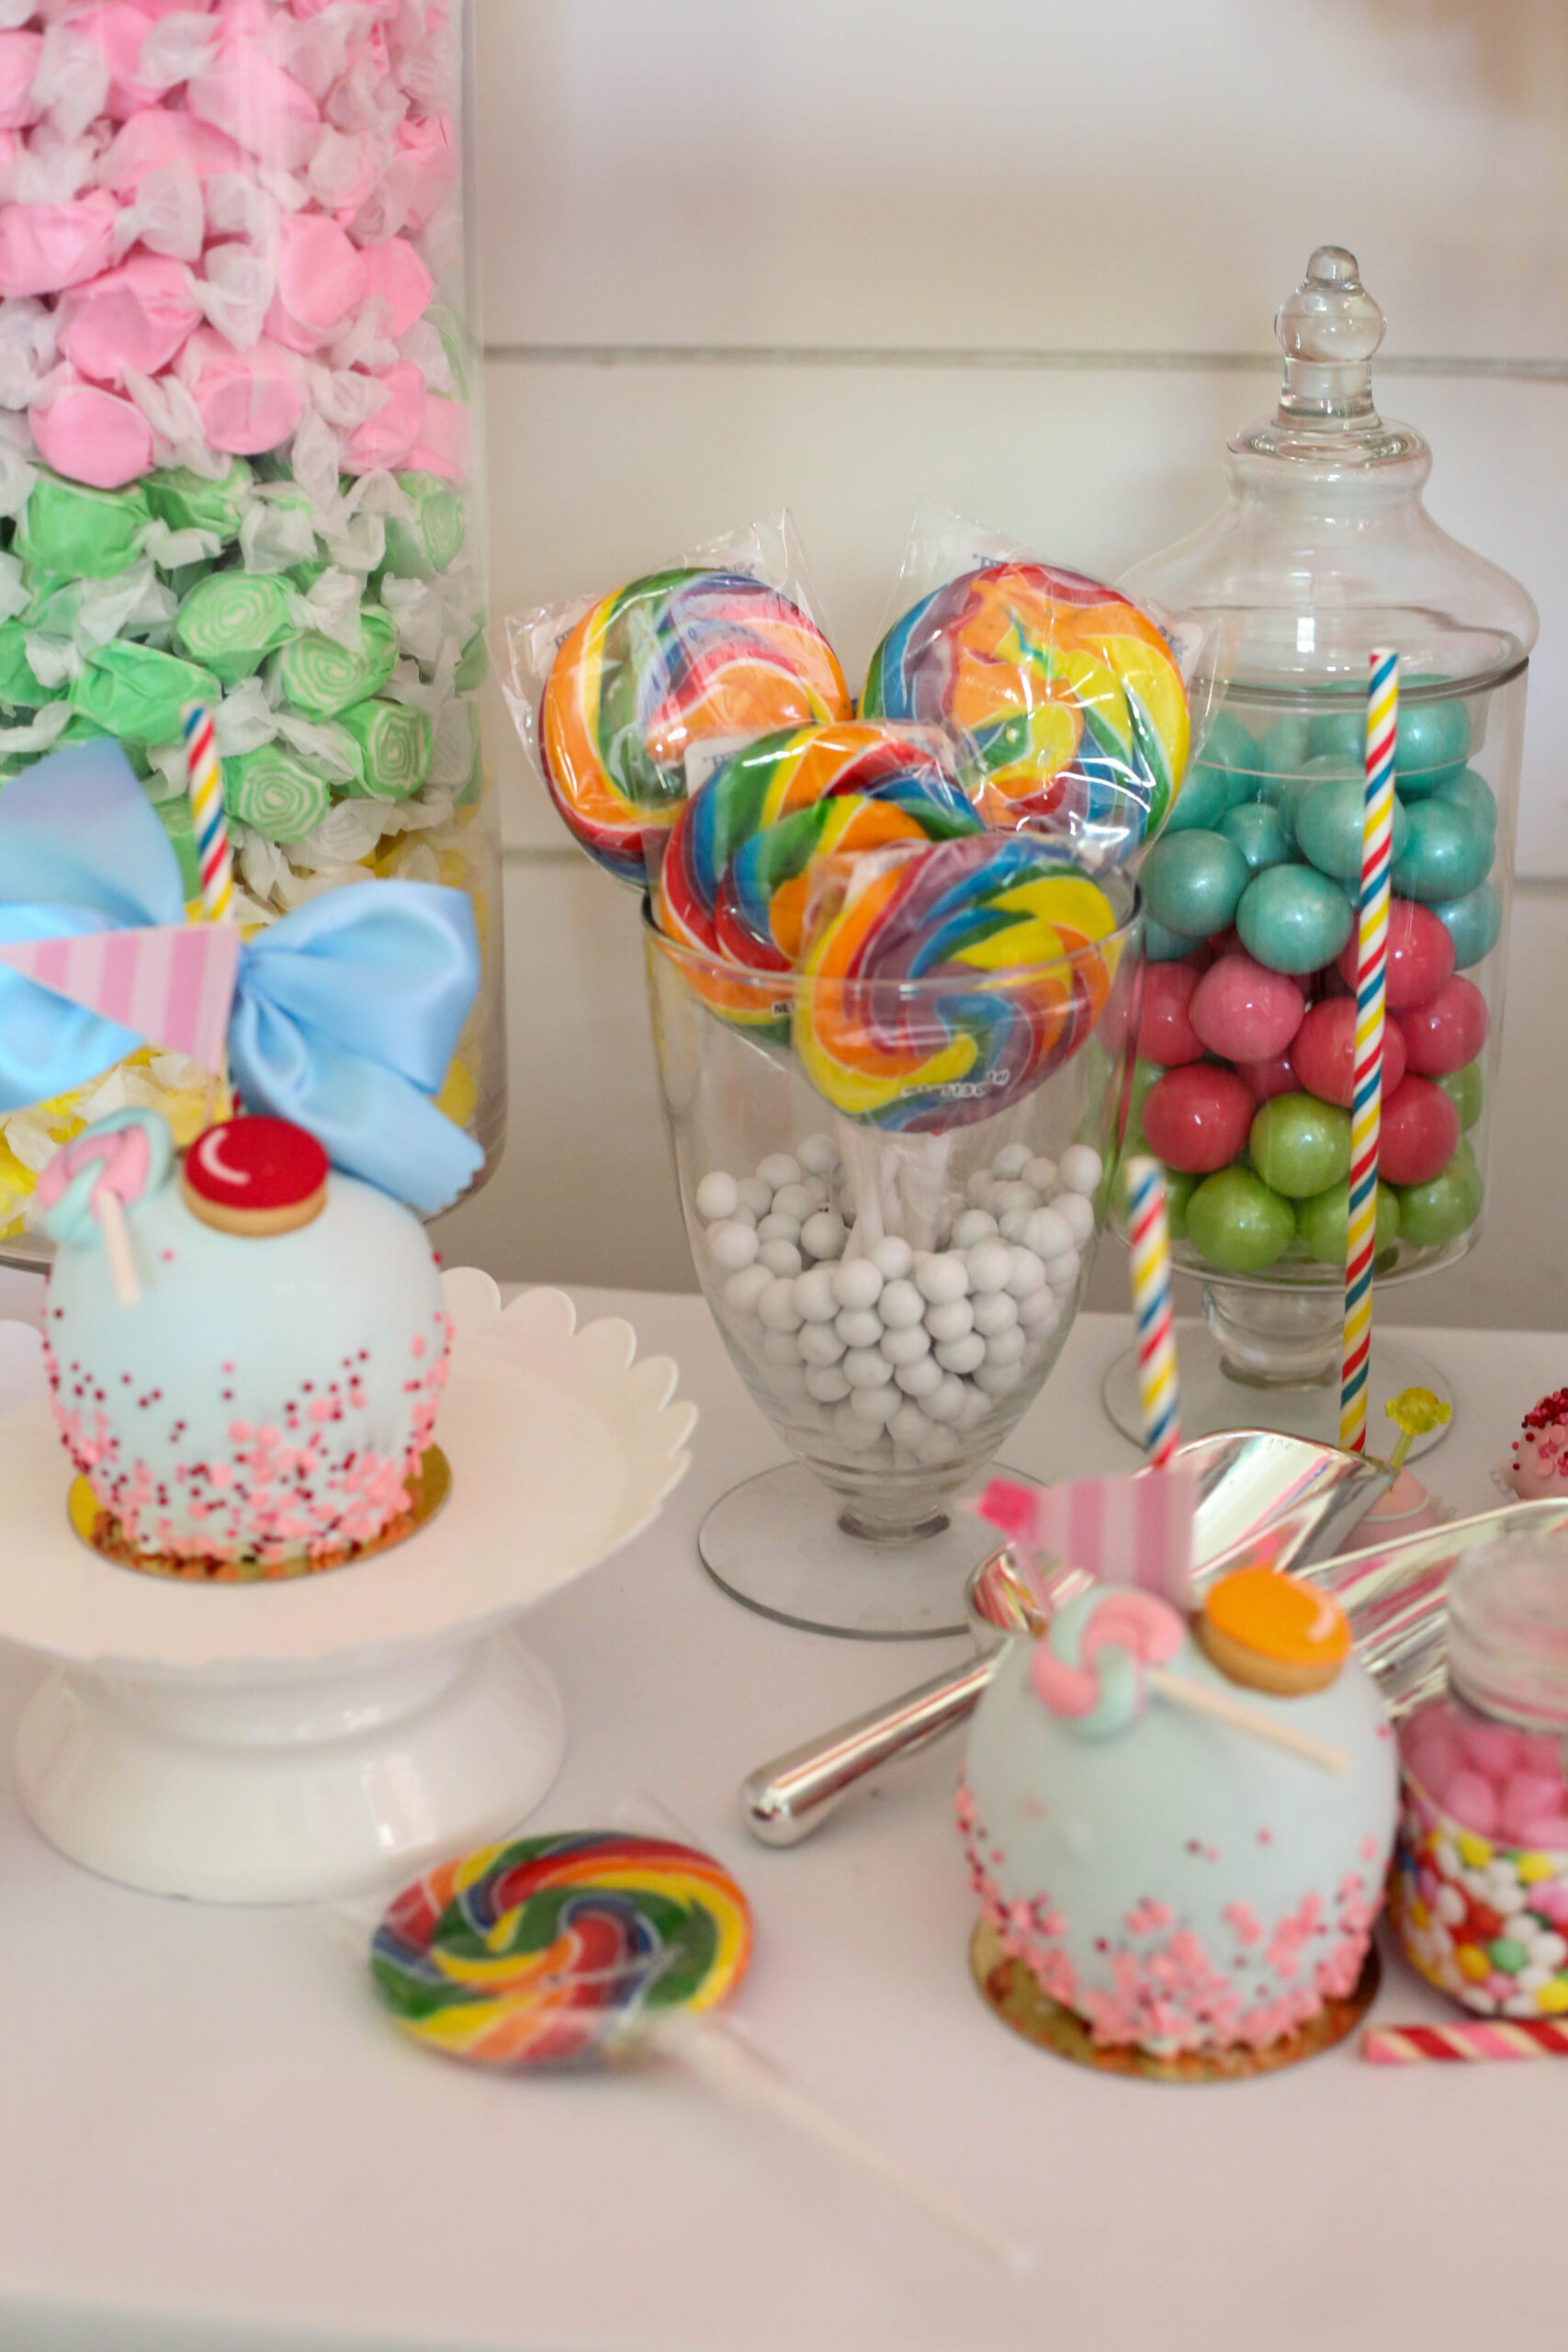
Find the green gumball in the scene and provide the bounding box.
[1235,863,1354,975]
[1430,766,1498,835]
[1396,1142,1483,1249]
[1293,771,1410,884]
[1249,1092,1352,1198]
[1295,1178,1400,1267]
[1185,1167,1296,1273]
[1438,1059,1483,1133]
[1219,799,1292,876]
[1392,801,1495,903]
[1395,686,1472,795]
[1141,829,1250,940]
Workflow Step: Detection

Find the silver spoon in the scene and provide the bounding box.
[741,1429,1393,1846]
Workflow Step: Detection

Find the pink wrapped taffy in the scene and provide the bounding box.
[0,194,117,300]
[344,356,423,471]
[99,107,243,192]
[360,235,433,337]
[176,327,304,455]
[0,29,42,131]
[56,253,201,385]
[30,368,155,487]
[264,210,368,351]
[188,41,320,171]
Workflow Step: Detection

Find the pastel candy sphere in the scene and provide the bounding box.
[1396,975,1490,1078]
[1144,914,1201,962]
[1217,799,1292,876]
[1185,1166,1295,1273]
[1258,715,1312,780]
[1392,801,1495,904]
[1188,953,1304,1063]
[1236,1052,1298,1103]
[1199,709,1262,800]
[1336,897,1454,1010]
[1136,960,1204,1066]
[1235,864,1353,976]
[1306,708,1365,770]
[1432,880,1502,970]
[1395,692,1471,793]
[1161,755,1230,833]
[1296,1177,1400,1267]
[1438,1059,1483,1133]
[1430,767,1497,836]
[1141,1064,1256,1174]
[1248,1091,1351,1199]
[1395,1142,1483,1249]
[1292,996,1407,1108]
[1292,772,1410,883]
[1377,1076,1461,1186]
[1140,829,1249,941]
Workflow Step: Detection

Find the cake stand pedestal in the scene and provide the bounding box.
[0,1276,695,1905]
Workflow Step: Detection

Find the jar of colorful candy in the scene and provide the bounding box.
[1391,1537,1568,2017]
[0,0,500,1249]
[1105,247,1536,1447]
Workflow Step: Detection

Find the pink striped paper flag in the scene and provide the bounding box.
[0,924,240,1073]
[973,1465,1198,1609]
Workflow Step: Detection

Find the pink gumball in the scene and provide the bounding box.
[57,254,202,387]
[1442,1770,1499,1837]
[1459,1717,1524,1778]
[29,374,154,488]
[360,237,434,338]
[265,212,369,352]
[1236,1053,1298,1103]
[1396,975,1490,1078]
[1502,1772,1568,1844]
[0,29,41,130]
[1142,1064,1255,1175]
[1136,960,1204,1068]
[1377,1076,1461,1186]
[1337,897,1453,1011]
[177,329,304,456]
[0,195,118,300]
[1292,997,1408,1108]
[344,359,424,471]
[1188,953,1305,1064]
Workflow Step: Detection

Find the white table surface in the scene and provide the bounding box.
[0,1264,1564,2352]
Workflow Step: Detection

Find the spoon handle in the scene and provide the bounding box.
[740,1651,999,1846]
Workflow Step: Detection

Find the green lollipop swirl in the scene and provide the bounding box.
[271,609,399,719]
[339,698,433,800]
[70,642,222,745]
[383,471,466,579]
[143,459,254,544]
[223,747,332,843]
[173,572,298,685]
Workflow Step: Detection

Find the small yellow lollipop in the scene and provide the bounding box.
[1384,1386,1452,1472]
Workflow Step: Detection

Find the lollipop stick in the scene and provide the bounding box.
[1145,1668,1348,1773]
[93,1189,141,1306]
[675,2018,1034,2275]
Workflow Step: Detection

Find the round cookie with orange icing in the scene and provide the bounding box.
[1196,1567,1350,1697]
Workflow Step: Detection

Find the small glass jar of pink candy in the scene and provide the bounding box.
[0,0,501,1250]
[1106,247,1537,1452]
[1391,1538,1568,2018]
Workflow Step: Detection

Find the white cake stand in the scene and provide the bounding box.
[0,1274,695,1905]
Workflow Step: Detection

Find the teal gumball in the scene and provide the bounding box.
[1258,715,1312,782]
[1296,1178,1400,1268]
[1163,756,1232,833]
[1185,1167,1296,1274]
[1392,801,1495,903]
[1431,879,1502,969]
[1145,913,1201,961]
[1395,688,1471,795]
[1199,709,1265,808]
[1141,829,1249,940]
[1395,1141,1483,1250]
[1293,772,1410,884]
[1249,1091,1352,1198]
[1235,863,1354,975]
[1218,799,1292,877]
[1306,707,1365,772]
[1430,766,1498,835]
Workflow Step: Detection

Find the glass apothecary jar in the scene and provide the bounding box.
[1391,1537,1568,2017]
[0,0,501,1251]
[1107,247,1536,1450]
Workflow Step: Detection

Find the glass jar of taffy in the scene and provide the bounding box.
[1390,1538,1568,2018]
[0,0,500,1248]
[1105,246,1537,1446]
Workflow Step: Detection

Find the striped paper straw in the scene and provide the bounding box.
[183,701,232,923]
[1339,651,1398,1453]
[1127,1154,1179,1466]
[1363,2019,1568,2064]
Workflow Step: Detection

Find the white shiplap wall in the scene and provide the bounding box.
[434,0,1568,1333]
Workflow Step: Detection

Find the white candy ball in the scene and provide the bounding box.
[831,1257,885,1311]
[992,1142,1033,1179]
[761,1328,801,1364]
[972,1290,1019,1338]
[925,1297,974,1344]
[835,1307,883,1350]
[956,1383,990,1430]
[1059,1144,1102,1197]
[1024,1205,1075,1261]
[851,1382,901,1426]
[795,1265,839,1322]
[1023,1155,1057,1194]
[694,1170,739,1223]
[797,1133,838,1176]
[758,1277,805,1332]
[975,1361,1023,1396]
[1055,1191,1096,1245]
[880,1323,931,1367]
[1046,1248,1081,1295]
[869,1235,915,1281]
[797,1321,847,1367]
[998,1211,1035,1245]
[806,1363,851,1403]
[737,1175,773,1219]
[842,1347,895,1389]
[916,1251,969,1306]
[758,1152,802,1192]
[1018,1286,1061,1332]
[758,1239,803,1277]
[1005,1247,1047,1298]
[894,1353,943,1398]
[888,1399,932,1450]
[991,1181,1039,1217]
[723,1265,773,1315]
[965,1238,1014,1296]
[923,1373,967,1424]
[756,1212,801,1246]
[708,1220,760,1272]
[918,1423,962,1467]
[833,1400,886,1451]
[878,1279,925,1330]
[935,1333,986,1375]
[984,1324,1026,1365]
[964,1170,994,1207]
[772,1182,817,1224]
[952,1209,998,1250]
[800,1211,848,1262]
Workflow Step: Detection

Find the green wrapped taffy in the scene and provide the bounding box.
[339,698,433,800]
[152,793,201,898]
[143,459,254,542]
[0,624,42,710]
[70,642,222,744]
[222,747,332,843]
[174,572,298,686]
[271,610,399,719]
[15,472,150,581]
[384,471,465,579]
[455,627,489,693]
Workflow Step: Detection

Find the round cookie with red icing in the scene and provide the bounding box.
[39,1109,450,1573]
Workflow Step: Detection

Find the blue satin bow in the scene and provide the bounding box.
[0,741,484,1216]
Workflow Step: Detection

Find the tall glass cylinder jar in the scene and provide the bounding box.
[1107,247,1536,1448]
[0,0,502,1249]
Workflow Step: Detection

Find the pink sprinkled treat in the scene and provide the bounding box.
[1501,1390,1568,1502]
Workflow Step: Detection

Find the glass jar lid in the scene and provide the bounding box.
[1123,246,1539,699]
[1448,1538,1568,1734]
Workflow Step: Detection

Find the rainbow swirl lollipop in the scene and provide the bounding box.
[541,570,852,883]
[369,1831,753,2069]
[794,832,1124,1131]
[861,561,1189,862]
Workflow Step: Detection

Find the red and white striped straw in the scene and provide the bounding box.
[1363,2018,1568,2064]
[1339,650,1398,1453]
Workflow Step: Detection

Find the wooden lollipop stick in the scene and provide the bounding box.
[93,1189,141,1306]
[1146,1668,1348,1774]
